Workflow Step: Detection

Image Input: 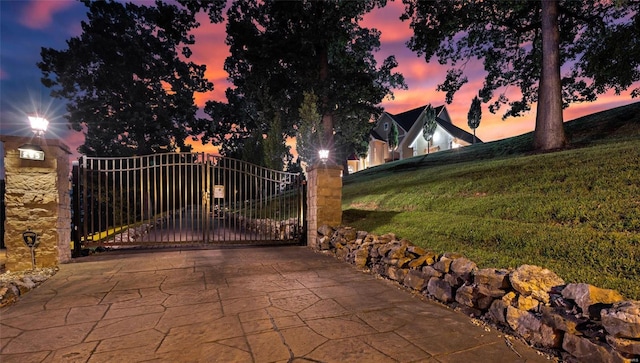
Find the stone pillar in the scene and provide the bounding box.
[1,136,72,271]
[306,163,342,249]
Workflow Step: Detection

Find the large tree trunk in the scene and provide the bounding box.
[534,0,567,151]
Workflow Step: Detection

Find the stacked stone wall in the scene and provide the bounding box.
[1,136,71,271]
[316,225,639,362]
[306,164,342,249]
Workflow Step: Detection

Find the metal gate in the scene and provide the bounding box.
[71,153,305,252]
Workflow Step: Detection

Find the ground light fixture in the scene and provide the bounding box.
[19,115,49,161]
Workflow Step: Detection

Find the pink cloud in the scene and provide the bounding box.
[20,0,75,30]
[362,2,413,44]
[0,68,7,80]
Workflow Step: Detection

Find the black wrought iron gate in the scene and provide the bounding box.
[72,153,305,252]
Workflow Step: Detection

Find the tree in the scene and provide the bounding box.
[196,0,406,171]
[296,91,324,165]
[422,104,437,154]
[401,0,640,151]
[263,112,289,170]
[387,120,398,161]
[38,0,223,156]
[467,96,482,144]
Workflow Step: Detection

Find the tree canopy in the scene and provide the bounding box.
[38,0,224,156]
[197,0,406,170]
[467,96,481,144]
[422,104,437,142]
[402,0,640,151]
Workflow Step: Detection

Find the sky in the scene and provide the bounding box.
[1,0,638,160]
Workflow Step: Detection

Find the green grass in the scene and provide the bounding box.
[343,102,640,300]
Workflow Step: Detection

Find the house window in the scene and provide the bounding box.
[384,122,389,131]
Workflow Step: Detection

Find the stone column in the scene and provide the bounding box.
[1,136,72,271]
[306,163,342,249]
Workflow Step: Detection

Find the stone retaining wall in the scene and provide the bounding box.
[233,215,301,240]
[316,225,639,362]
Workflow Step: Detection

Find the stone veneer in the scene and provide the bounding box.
[305,163,342,249]
[1,136,72,271]
[315,225,640,362]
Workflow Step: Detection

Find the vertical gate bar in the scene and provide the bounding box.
[230,158,233,242]
[199,153,202,243]
[90,158,94,246]
[248,162,253,242]
[202,153,206,244]
[72,160,81,257]
[174,154,178,242]
[234,158,238,242]
[167,154,176,245]
[139,156,143,243]
[140,156,144,244]
[159,154,164,243]
[189,154,192,242]
[145,156,150,243]
[105,160,110,244]
[140,156,144,243]
[242,160,245,241]
[214,156,219,242]
[126,157,131,245]
[107,159,112,244]
[184,154,189,242]
[172,154,176,243]
[178,154,183,241]
[153,155,159,243]
[98,159,103,246]
[87,158,92,247]
[300,172,305,243]
[202,155,206,243]
[194,154,198,242]
[150,155,155,242]
[118,159,123,245]
[107,159,116,242]
[109,159,115,244]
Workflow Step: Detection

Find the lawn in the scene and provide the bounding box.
[342,102,640,300]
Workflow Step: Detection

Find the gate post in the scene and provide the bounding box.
[71,160,82,257]
[306,162,342,249]
[0,136,72,270]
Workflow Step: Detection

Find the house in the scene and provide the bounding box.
[348,104,482,172]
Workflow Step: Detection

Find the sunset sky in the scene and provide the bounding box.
[1,0,638,159]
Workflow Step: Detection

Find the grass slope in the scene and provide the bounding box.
[343,102,640,300]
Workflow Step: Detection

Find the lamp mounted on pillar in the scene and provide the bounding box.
[19,114,49,161]
[28,115,49,137]
[318,149,329,165]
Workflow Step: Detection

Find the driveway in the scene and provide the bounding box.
[0,246,548,362]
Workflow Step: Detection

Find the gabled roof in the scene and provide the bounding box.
[378,104,482,145]
[437,118,483,144]
[370,129,385,141]
[389,105,445,132]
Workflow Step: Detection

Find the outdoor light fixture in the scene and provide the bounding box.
[28,115,49,137]
[318,149,329,164]
[19,114,49,161]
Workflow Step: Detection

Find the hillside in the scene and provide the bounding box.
[342,102,640,299]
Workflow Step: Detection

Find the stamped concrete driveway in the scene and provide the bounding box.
[0,246,549,362]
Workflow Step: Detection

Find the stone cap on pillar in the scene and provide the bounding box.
[0,135,72,156]
[306,161,343,173]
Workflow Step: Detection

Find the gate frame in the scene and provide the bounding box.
[72,153,306,253]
